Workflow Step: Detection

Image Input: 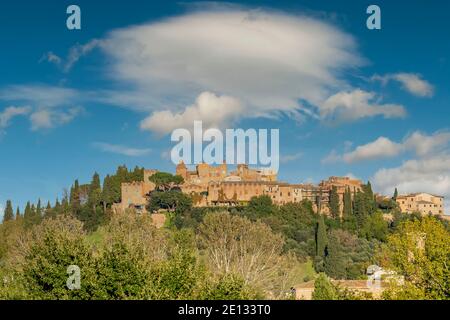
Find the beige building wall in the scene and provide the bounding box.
[295,280,386,300]
[318,176,363,215]
[117,170,157,213]
[396,193,444,216]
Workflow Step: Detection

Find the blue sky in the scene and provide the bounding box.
[1,0,450,216]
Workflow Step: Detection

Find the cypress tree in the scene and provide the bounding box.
[36,199,42,219]
[393,188,398,201]
[315,214,328,257]
[70,180,81,214]
[353,191,370,228]
[110,166,129,203]
[132,166,144,181]
[88,172,102,211]
[102,175,112,212]
[24,201,32,227]
[61,192,70,214]
[343,187,352,218]
[3,200,14,222]
[54,198,61,215]
[329,186,340,219]
[15,206,21,220]
[44,201,51,217]
[364,181,376,213]
[30,204,39,224]
[343,187,357,231]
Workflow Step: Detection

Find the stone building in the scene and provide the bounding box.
[396,192,445,216]
[176,161,228,187]
[230,164,277,182]
[116,162,368,214]
[295,279,388,300]
[317,176,363,214]
[114,169,157,213]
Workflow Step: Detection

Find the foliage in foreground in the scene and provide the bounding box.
[0,213,263,300]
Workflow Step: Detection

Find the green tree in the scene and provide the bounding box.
[95,241,154,299]
[88,172,102,211]
[131,166,144,181]
[19,215,99,299]
[246,195,276,219]
[393,188,398,201]
[380,216,450,299]
[312,273,338,300]
[36,199,42,220]
[315,215,328,257]
[23,202,32,226]
[342,188,357,231]
[329,186,340,219]
[101,175,112,212]
[70,180,81,214]
[149,172,184,191]
[353,191,369,228]
[323,229,373,280]
[323,233,348,279]
[3,200,14,222]
[201,274,261,300]
[148,190,192,213]
[15,206,21,220]
[360,211,388,241]
[343,187,352,218]
[53,198,61,217]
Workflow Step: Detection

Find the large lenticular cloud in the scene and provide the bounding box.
[99,8,364,133]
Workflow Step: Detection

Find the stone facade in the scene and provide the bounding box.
[114,169,157,213]
[396,193,445,216]
[316,176,363,215]
[116,163,445,218]
[175,162,363,213]
[295,280,387,300]
[116,162,368,214]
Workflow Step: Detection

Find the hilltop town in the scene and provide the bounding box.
[114,161,447,220]
[1,161,449,301]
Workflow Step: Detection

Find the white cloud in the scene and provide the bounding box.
[0,85,78,107]
[403,131,450,156]
[32,8,411,133]
[99,8,368,129]
[39,51,62,66]
[343,137,403,163]
[320,89,406,123]
[29,107,82,131]
[0,106,31,129]
[140,91,243,134]
[42,39,102,72]
[0,85,82,131]
[372,73,434,97]
[64,40,102,72]
[280,152,303,163]
[326,130,450,163]
[321,149,342,164]
[92,142,151,157]
[372,155,450,213]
